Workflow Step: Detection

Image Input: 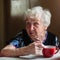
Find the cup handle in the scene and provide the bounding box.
[55,46,59,54]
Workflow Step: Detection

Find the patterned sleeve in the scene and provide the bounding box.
[9,31,25,48]
[55,36,59,48]
[10,39,20,48]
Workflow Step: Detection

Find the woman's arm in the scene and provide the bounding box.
[1,41,45,57]
[1,45,29,57]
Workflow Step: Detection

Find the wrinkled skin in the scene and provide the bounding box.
[25,17,47,55]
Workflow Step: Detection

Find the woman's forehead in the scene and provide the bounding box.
[25,17,43,23]
[26,17,41,22]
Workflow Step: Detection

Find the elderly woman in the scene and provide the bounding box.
[1,6,59,57]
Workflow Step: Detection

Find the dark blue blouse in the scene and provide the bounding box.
[9,29,59,48]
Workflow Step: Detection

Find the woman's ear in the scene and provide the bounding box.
[44,26,47,31]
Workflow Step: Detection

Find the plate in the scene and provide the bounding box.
[19,54,36,59]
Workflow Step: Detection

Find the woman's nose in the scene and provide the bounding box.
[30,24,34,31]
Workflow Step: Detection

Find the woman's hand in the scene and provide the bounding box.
[27,41,45,55]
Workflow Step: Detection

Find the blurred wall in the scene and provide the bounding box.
[0,0,5,49]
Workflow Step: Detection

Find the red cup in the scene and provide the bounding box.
[42,45,59,57]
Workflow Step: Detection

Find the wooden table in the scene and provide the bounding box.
[0,50,60,60]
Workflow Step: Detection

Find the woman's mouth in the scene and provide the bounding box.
[30,32,34,35]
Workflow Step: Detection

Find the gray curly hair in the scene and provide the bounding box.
[24,6,51,27]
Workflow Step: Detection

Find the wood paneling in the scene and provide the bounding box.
[0,0,5,49]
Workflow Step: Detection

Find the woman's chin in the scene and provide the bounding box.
[30,36,38,41]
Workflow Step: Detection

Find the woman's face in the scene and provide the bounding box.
[26,17,47,41]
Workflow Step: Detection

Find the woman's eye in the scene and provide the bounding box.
[26,22,31,27]
[34,23,39,26]
[26,22,30,25]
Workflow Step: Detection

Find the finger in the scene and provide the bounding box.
[35,42,46,48]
